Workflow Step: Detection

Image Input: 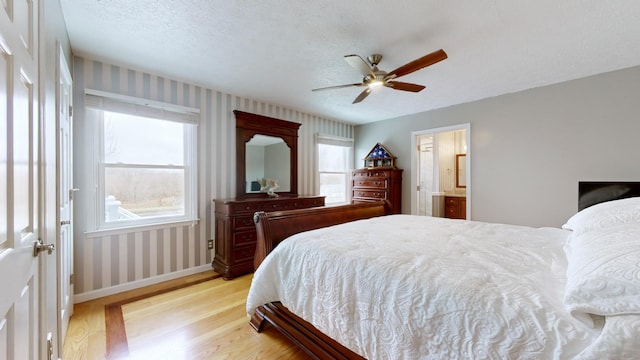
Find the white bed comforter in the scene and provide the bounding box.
[246,215,602,359]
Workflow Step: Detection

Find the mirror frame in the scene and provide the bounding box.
[455,153,466,188]
[234,110,300,199]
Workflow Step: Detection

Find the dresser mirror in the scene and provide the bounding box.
[234,110,300,199]
[245,134,290,193]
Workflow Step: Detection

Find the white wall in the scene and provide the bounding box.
[355,65,640,227]
[264,142,291,190]
[246,145,265,191]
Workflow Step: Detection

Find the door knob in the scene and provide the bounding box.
[33,240,55,257]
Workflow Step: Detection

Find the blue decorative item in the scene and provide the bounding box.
[363,143,396,168]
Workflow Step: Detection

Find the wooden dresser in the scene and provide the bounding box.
[213,196,325,279]
[351,168,403,214]
[445,196,466,220]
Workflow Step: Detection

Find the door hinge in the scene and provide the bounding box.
[69,105,73,117]
[46,332,54,360]
[70,274,75,285]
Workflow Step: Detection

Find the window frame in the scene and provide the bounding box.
[316,134,354,205]
[84,90,199,233]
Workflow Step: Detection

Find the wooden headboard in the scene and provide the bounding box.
[253,201,390,269]
[579,181,640,211]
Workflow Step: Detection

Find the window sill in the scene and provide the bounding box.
[85,219,199,239]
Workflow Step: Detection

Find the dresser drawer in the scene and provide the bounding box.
[261,201,289,212]
[293,198,325,208]
[445,198,459,206]
[445,205,459,218]
[232,245,255,262]
[232,215,254,229]
[353,189,388,200]
[232,230,256,246]
[231,201,288,213]
[352,170,390,179]
[231,202,260,213]
[352,178,388,188]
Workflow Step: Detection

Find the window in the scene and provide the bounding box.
[317,134,353,205]
[85,90,198,231]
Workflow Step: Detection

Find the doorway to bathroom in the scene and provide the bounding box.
[411,124,470,218]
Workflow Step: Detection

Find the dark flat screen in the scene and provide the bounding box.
[578,181,640,211]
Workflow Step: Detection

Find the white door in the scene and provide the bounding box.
[416,134,434,216]
[0,0,46,359]
[56,45,73,354]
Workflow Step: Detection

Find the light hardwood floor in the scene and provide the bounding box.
[62,271,309,359]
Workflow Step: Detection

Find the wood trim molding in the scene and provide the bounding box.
[104,273,220,359]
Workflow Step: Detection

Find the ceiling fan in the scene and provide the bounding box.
[312,49,447,104]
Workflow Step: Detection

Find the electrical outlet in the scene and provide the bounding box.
[207,239,213,249]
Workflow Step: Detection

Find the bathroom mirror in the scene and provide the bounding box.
[456,154,466,188]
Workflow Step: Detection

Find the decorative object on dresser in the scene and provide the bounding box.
[212,110,326,280]
[445,195,466,220]
[213,196,325,280]
[352,143,402,214]
[362,142,396,168]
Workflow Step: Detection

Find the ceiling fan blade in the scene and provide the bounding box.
[385,81,425,92]
[312,83,364,91]
[387,49,447,79]
[352,88,371,104]
[344,54,374,77]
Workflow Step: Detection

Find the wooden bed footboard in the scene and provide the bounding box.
[252,201,390,269]
[250,302,366,360]
[250,201,388,359]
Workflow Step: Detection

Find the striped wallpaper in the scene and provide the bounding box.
[72,56,354,300]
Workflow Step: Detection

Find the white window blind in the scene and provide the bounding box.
[85,89,199,124]
[316,134,354,205]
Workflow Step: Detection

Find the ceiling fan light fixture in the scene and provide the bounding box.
[368,80,384,89]
[314,49,447,103]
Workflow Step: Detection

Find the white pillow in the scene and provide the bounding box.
[562,197,640,236]
[564,223,640,316]
[574,314,640,360]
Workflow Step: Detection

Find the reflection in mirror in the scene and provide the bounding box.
[246,135,291,193]
[456,154,466,188]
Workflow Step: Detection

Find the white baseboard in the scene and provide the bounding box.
[73,265,214,303]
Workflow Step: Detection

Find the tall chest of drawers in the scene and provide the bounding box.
[351,168,403,214]
[212,196,325,279]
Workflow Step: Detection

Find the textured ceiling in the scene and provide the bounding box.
[59,1,640,124]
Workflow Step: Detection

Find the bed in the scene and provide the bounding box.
[246,182,640,359]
